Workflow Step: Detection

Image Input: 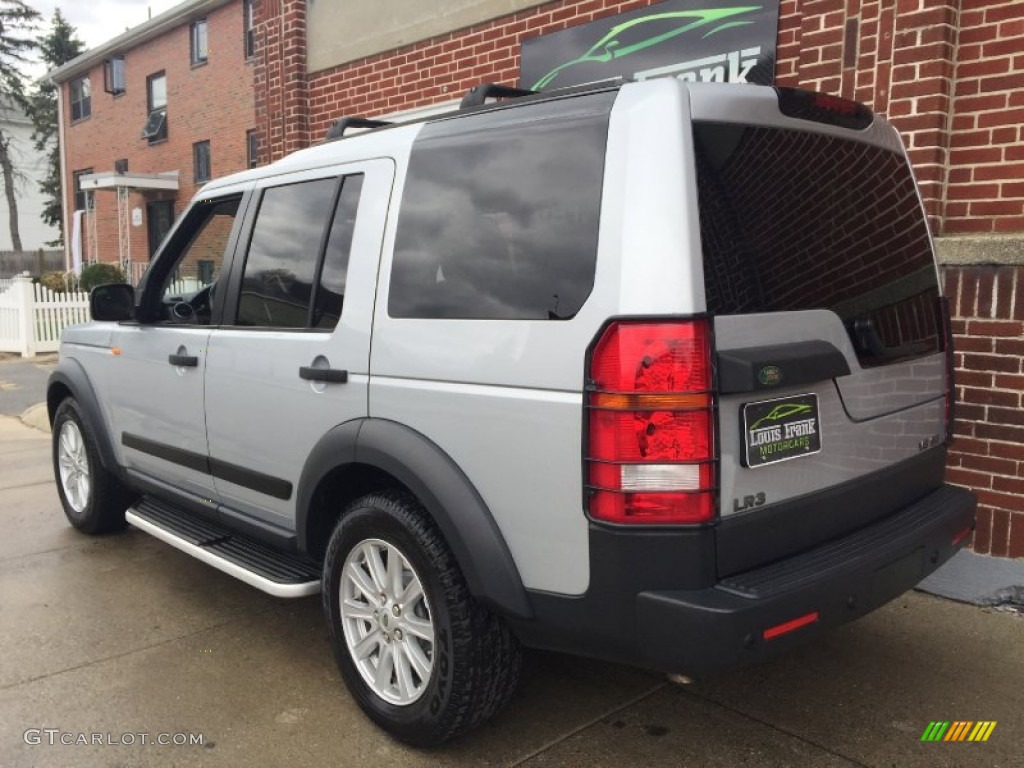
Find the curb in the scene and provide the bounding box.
[20,402,50,433]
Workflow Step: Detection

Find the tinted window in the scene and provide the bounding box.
[313,174,363,330]
[693,122,940,366]
[237,178,336,328]
[389,92,614,320]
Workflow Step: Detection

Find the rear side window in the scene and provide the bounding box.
[694,123,940,366]
[389,92,615,320]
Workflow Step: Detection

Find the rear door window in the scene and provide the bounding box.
[694,123,940,366]
[235,174,363,329]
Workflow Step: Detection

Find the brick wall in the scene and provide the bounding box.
[61,0,255,266]
[944,265,1024,558]
[945,2,1024,234]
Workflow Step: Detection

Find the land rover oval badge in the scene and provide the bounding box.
[758,365,782,386]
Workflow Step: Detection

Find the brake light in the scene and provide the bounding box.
[775,87,874,130]
[939,297,955,444]
[585,320,716,525]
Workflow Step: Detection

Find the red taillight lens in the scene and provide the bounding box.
[585,320,716,525]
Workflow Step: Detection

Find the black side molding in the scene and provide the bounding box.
[122,433,293,501]
[717,340,851,394]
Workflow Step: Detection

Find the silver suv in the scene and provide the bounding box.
[49,78,976,745]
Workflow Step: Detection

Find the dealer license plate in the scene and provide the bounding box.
[742,393,822,468]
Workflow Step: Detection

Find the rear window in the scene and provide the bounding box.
[694,122,940,366]
[388,92,614,320]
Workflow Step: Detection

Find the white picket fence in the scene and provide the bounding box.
[0,278,13,294]
[0,276,90,357]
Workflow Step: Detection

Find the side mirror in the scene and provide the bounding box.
[90,283,135,322]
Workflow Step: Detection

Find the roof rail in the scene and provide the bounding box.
[460,82,536,109]
[324,116,392,142]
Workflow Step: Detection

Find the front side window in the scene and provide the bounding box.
[73,168,93,211]
[389,92,614,320]
[157,197,240,325]
[191,19,208,65]
[193,140,211,183]
[70,77,91,121]
[142,72,167,143]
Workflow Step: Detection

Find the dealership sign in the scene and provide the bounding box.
[520,1,780,91]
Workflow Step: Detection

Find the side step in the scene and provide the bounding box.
[126,497,321,598]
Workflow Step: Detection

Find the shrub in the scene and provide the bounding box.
[79,263,126,293]
[38,271,69,293]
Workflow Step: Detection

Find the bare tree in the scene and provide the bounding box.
[0,0,41,251]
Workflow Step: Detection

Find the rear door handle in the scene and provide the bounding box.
[299,366,348,383]
[168,354,199,367]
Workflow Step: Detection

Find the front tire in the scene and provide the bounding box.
[52,398,133,534]
[323,491,521,745]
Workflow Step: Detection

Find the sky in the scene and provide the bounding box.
[23,0,181,78]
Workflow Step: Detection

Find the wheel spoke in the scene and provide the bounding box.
[366,543,389,594]
[60,430,74,456]
[404,637,431,681]
[401,614,433,643]
[352,629,382,661]
[387,547,404,598]
[399,577,423,606]
[342,598,375,622]
[346,561,379,603]
[393,642,415,700]
[374,643,395,690]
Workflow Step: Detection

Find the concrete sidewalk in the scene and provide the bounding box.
[0,413,1021,767]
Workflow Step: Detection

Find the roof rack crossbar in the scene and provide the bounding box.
[460,83,537,109]
[324,116,392,141]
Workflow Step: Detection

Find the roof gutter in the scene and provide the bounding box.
[48,0,233,83]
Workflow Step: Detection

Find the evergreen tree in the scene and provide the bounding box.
[28,9,83,247]
[0,0,40,251]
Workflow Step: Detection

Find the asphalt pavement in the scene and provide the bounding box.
[0,352,56,417]
[0,408,1022,767]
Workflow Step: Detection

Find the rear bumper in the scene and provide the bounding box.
[513,484,976,676]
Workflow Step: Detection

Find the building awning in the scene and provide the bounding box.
[79,171,179,191]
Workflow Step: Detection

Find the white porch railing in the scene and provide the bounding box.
[0,276,90,357]
[0,277,13,294]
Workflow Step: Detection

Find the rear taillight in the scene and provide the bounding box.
[939,297,955,444]
[585,319,716,525]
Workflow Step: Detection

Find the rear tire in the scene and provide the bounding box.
[322,490,522,745]
[52,398,134,534]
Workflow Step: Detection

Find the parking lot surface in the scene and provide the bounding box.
[1,413,1021,767]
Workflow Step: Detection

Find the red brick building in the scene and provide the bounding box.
[50,0,256,281]
[55,0,1024,557]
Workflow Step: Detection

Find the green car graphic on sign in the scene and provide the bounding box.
[530,7,762,90]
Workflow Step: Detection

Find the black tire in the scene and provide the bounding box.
[52,397,134,535]
[322,490,522,745]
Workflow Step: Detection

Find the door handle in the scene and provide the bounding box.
[299,366,348,383]
[168,353,199,367]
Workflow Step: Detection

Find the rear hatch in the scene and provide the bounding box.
[688,87,949,575]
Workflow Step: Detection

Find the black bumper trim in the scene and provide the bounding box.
[512,484,976,677]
